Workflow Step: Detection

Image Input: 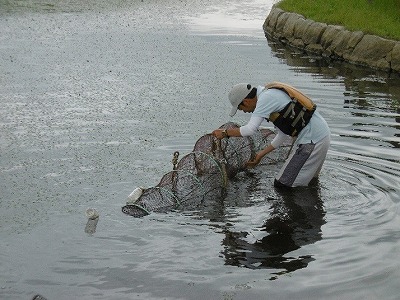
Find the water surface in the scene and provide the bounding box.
[1,0,399,299]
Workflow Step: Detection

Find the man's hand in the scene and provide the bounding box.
[246,144,275,168]
[212,129,225,140]
[246,153,263,168]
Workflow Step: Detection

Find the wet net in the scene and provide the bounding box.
[122,122,290,217]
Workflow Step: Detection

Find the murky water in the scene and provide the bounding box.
[1,0,399,299]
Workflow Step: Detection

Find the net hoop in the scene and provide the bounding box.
[167,169,207,199]
[191,151,227,187]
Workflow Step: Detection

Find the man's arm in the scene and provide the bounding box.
[212,116,264,139]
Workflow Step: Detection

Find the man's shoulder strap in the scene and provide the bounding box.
[265,81,316,111]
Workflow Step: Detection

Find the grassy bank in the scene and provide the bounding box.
[277,0,400,40]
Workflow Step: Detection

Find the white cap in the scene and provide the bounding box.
[228,83,253,117]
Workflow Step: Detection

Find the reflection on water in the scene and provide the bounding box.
[221,183,325,279]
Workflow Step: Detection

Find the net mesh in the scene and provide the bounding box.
[122,122,290,217]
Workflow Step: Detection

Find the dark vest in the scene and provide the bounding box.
[265,82,317,136]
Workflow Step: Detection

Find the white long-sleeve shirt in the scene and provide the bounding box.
[239,86,330,148]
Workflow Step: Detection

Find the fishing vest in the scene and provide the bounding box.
[265,82,317,136]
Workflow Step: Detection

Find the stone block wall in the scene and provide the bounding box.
[264,7,400,73]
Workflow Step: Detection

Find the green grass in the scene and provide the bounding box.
[277,0,400,40]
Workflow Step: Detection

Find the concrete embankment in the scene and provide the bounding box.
[263,7,400,73]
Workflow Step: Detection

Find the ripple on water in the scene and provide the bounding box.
[315,155,400,290]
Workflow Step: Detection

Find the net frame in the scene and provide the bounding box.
[122,122,285,217]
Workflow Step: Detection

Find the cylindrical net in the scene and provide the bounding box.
[122,122,289,217]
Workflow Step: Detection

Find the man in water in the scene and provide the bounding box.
[212,82,330,188]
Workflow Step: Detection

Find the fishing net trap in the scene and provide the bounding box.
[122,122,290,217]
